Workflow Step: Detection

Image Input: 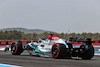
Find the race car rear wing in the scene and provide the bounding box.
[69,37,92,46]
[69,37,91,42]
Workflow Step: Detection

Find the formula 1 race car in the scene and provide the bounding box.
[11,35,94,59]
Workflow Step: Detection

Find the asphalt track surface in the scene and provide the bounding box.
[0,51,100,67]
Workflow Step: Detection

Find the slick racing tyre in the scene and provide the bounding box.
[51,43,66,59]
[11,41,23,55]
[80,45,94,59]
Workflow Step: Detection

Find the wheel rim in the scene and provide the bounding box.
[11,44,17,54]
[51,44,59,58]
[52,45,58,56]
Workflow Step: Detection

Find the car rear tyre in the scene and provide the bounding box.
[11,41,23,55]
[80,45,94,59]
[51,43,67,59]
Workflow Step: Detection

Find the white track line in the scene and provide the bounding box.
[0,63,23,67]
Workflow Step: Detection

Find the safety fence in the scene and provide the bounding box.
[0,41,100,46]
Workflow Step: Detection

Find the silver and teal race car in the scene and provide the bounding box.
[11,35,94,59]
